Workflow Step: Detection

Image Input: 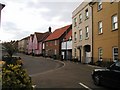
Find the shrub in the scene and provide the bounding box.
[95,60,114,67]
[2,64,32,89]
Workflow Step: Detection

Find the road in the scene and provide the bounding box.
[18,53,110,89]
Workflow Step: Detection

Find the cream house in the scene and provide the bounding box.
[18,36,29,53]
[72,2,92,63]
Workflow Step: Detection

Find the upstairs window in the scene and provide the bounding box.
[112,15,118,30]
[79,14,82,23]
[85,26,89,39]
[55,40,57,45]
[79,29,82,41]
[98,1,102,11]
[74,32,77,41]
[74,18,77,27]
[98,21,103,34]
[85,9,89,19]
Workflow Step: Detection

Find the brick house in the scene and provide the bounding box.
[61,29,72,60]
[45,25,72,59]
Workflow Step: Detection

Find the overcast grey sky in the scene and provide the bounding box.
[0,0,84,42]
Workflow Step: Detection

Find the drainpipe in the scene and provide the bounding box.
[89,3,94,64]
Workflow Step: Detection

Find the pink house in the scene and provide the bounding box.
[32,27,52,56]
[27,34,34,54]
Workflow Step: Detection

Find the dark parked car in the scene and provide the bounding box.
[92,61,120,89]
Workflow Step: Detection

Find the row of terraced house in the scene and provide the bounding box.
[18,0,120,64]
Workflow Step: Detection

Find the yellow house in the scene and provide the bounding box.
[90,1,120,62]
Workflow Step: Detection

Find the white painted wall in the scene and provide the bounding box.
[61,41,72,50]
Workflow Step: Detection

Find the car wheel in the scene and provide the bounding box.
[93,74,101,86]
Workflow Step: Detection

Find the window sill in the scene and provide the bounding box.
[98,33,103,35]
[85,37,89,40]
[85,17,89,21]
[79,40,82,42]
[74,25,77,27]
[74,41,77,43]
[79,21,82,24]
[110,2,114,4]
[97,8,102,12]
[112,28,118,31]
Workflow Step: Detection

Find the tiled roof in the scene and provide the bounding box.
[64,29,72,41]
[35,32,51,42]
[45,24,71,41]
[35,32,43,42]
[21,36,29,40]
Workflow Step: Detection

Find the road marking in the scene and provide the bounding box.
[79,83,92,90]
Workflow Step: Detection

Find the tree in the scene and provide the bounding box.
[2,41,18,57]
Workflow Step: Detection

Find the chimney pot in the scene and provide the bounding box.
[48,27,51,32]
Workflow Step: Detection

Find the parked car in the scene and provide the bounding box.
[92,61,120,89]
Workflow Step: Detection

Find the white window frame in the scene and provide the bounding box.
[85,26,89,39]
[112,15,118,30]
[98,1,102,10]
[113,47,118,62]
[55,49,57,55]
[79,29,82,41]
[98,48,103,61]
[98,21,103,34]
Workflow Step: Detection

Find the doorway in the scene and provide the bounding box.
[84,45,91,63]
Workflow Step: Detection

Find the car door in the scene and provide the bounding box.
[111,62,120,88]
[107,61,120,88]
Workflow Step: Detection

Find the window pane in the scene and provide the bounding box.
[113,47,118,62]
[99,48,103,61]
[115,23,118,29]
[114,16,117,22]
[112,15,118,30]
[85,9,89,18]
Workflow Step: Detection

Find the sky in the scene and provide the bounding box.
[0,0,85,42]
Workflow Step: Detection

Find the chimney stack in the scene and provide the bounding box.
[48,27,51,32]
